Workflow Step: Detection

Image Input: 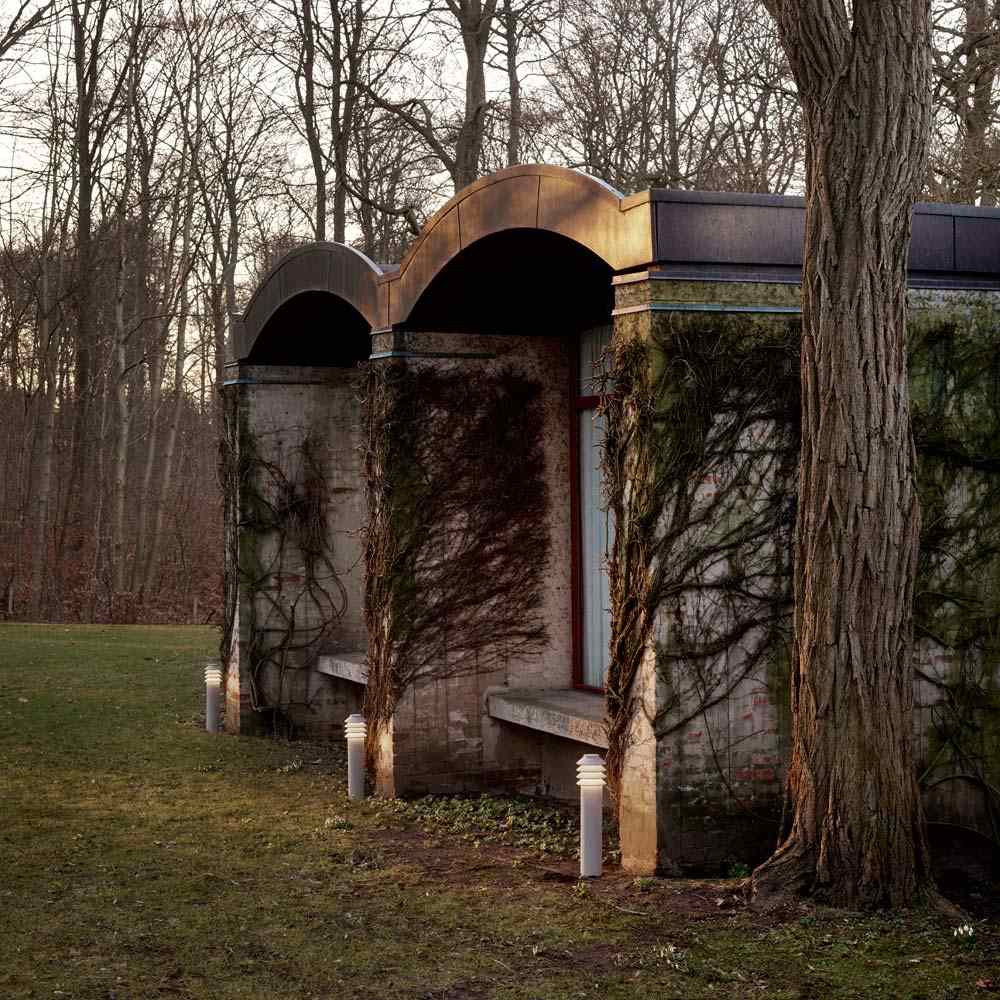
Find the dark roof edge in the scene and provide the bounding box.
[650,189,804,209]
[639,264,1000,290]
[649,188,1000,219]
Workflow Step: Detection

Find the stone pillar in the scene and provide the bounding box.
[618,644,660,872]
[224,372,256,735]
[225,362,367,738]
[373,715,397,797]
[610,271,801,873]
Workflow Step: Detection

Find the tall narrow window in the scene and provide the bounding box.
[575,326,613,689]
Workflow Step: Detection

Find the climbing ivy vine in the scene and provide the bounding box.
[600,311,800,793]
[229,411,347,734]
[600,298,1000,845]
[363,361,551,761]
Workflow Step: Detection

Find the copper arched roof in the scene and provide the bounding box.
[233,242,385,361]
[381,165,653,327]
[232,169,1000,363]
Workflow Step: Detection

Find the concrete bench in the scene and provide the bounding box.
[486,687,607,749]
[315,652,368,686]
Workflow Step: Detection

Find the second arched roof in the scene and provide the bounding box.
[381,165,653,327]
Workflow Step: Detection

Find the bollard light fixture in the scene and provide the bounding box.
[345,714,367,800]
[577,754,606,879]
[205,665,222,734]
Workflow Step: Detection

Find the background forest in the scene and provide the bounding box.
[0,0,996,624]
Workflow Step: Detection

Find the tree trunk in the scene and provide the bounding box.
[68,0,97,544]
[331,0,348,244]
[454,0,495,190]
[142,219,191,598]
[955,0,997,204]
[298,0,327,240]
[131,142,161,594]
[112,20,141,599]
[752,0,935,909]
[30,359,58,618]
[111,237,131,597]
[90,366,110,620]
[29,252,59,619]
[503,1,520,167]
[149,134,197,599]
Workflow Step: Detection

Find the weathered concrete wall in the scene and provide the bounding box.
[608,276,799,873]
[368,330,575,795]
[226,273,1000,886]
[227,363,366,739]
[484,723,609,801]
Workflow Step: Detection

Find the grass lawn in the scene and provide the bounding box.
[0,623,997,999]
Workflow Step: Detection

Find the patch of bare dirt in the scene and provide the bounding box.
[417,979,495,999]
[365,824,791,933]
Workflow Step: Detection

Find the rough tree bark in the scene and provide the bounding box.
[67,0,99,538]
[111,15,140,598]
[751,0,936,909]
[29,255,58,618]
[142,160,196,599]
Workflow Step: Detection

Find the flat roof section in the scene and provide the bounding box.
[648,189,1000,287]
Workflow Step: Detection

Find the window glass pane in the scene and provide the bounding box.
[578,325,612,396]
[579,410,612,688]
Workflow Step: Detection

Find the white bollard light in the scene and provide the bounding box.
[345,714,367,800]
[577,754,606,879]
[205,665,222,734]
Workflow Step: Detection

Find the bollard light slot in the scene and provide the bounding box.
[344,713,367,741]
[576,754,606,787]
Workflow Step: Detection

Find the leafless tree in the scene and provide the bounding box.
[545,0,800,193]
[0,0,994,643]
[0,1,54,66]
[356,0,499,191]
[751,0,936,909]
[930,0,1000,203]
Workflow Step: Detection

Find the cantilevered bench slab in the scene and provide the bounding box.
[487,688,608,749]
[315,652,368,686]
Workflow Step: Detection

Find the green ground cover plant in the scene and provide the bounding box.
[371,792,593,857]
[0,623,997,999]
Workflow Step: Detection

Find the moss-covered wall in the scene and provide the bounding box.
[604,284,799,871]
[609,279,1000,873]
[908,292,1000,855]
